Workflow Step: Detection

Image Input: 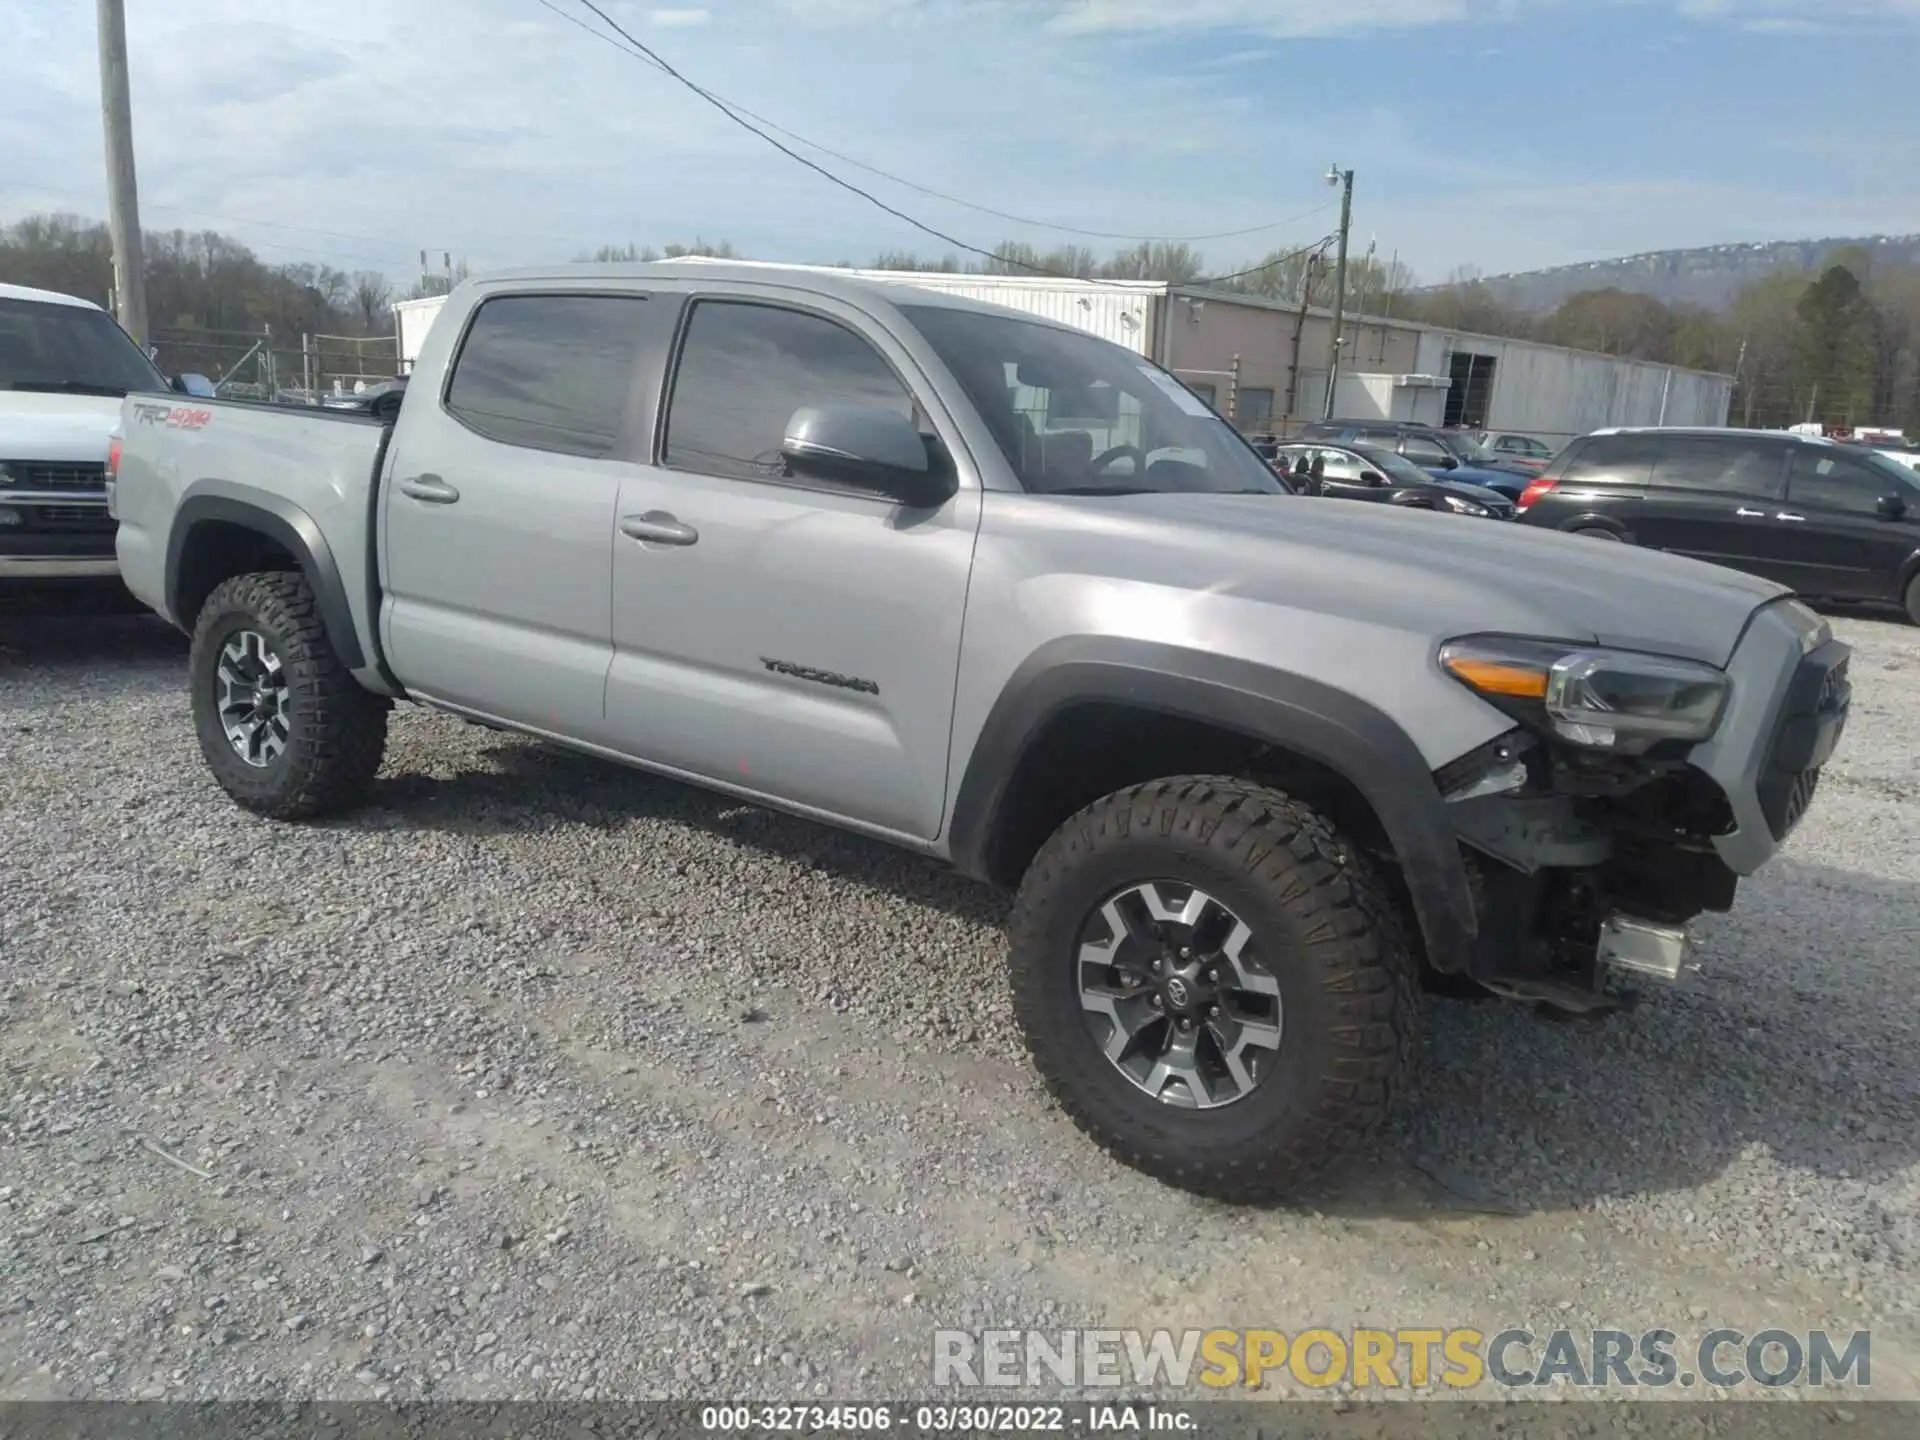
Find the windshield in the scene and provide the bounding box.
[901,304,1285,496]
[0,297,169,396]
[1351,445,1438,487]
[1438,430,1494,464]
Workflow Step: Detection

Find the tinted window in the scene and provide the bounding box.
[902,304,1283,496]
[1650,439,1782,496]
[1561,434,1659,485]
[1311,447,1367,482]
[665,301,912,483]
[1787,449,1896,514]
[445,295,649,458]
[0,296,168,396]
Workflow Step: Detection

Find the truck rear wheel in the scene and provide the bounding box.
[189,571,389,820]
[1007,776,1416,1202]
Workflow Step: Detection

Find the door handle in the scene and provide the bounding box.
[1775,512,1805,522]
[619,511,699,546]
[1734,507,1766,518]
[397,474,460,504]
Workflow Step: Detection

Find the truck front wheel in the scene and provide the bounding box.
[189,571,389,820]
[1007,777,1415,1201]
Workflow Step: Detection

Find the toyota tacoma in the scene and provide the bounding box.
[111,262,1852,1200]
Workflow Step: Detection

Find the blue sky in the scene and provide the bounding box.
[2,0,1916,286]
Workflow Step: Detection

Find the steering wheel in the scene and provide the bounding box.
[1089,443,1145,473]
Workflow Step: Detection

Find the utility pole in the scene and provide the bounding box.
[1321,165,1355,420]
[96,0,148,345]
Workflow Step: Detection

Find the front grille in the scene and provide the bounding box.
[5,505,115,534]
[1756,643,1850,841]
[4,462,107,494]
[1781,768,1821,834]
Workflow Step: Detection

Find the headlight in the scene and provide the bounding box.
[1441,494,1491,517]
[1438,635,1729,752]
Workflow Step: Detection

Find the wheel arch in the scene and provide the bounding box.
[166,484,365,670]
[946,638,1479,967]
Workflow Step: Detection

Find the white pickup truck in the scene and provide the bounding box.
[0,281,211,581]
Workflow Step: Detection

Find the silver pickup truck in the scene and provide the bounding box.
[113,262,1852,1200]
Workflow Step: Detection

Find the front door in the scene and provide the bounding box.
[603,294,981,841]
[381,291,669,739]
[1630,436,1787,577]
[1770,447,1920,601]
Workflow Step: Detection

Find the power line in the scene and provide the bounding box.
[533,0,1334,247]
[547,0,1330,287]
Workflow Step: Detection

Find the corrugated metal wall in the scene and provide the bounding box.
[1414,332,1733,441]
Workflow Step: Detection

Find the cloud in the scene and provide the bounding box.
[649,6,711,23]
[2,0,1916,285]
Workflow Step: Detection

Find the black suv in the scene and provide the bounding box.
[1517,427,1920,623]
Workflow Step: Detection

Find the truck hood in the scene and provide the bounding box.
[1075,492,1788,668]
[0,392,122,463]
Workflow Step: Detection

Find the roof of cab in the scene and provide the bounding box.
[0,281,105,311]
[463,258,1094,331]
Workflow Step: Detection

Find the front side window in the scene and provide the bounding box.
[1787,449,1901,514]
[0,297,168,396]
[1651,439,1782,496]
[445,294,652,458]
[1401,436,1451,467]
[663,301,914,483]
[902,303,1283,496]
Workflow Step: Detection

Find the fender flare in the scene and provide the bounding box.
[165,483,365,670]
[947,637,1479,965]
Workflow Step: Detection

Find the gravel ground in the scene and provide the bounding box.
[2,589,1917,1411]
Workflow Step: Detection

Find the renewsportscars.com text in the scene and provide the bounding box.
[932,1327,1871,1391]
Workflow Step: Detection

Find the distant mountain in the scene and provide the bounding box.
[1449,234,1920,312]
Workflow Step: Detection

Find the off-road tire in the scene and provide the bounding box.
[1007,776,1418,1202]
[1904,572,1920,627]
[189,571,389,819]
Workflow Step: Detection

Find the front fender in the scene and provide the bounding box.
[947,637,1479,968]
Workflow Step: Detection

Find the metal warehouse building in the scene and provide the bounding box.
[395,262,1732,444]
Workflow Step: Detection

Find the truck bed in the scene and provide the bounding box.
[113,395,393,680]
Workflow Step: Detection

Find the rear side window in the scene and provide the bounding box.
[1650,439,1782,497]
[445,294,652,458]
[664,300,913,483]
[1561,435,1658,485]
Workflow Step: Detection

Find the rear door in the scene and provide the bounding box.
[602,292,981,842]
[1632,436,1786,574]
[1771,447,1919,600]
[380,290,670,739]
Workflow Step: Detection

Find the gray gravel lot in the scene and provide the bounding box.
[2,592,1917,1409]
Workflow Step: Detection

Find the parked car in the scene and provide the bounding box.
[1276,442,1515,519]
[1480,432,1555,469]
[0,281,212,581]
[114,263,1850,1200]
[1516,425,1920,624]
[320,376,408,421]
[1297,420,1531,499]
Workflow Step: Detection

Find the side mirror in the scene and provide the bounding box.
[171,373,216,398]
[1436,456,1459,470]
[1359,470,1386,487]
[1878,493,1908,520]
[782,404,955,508]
